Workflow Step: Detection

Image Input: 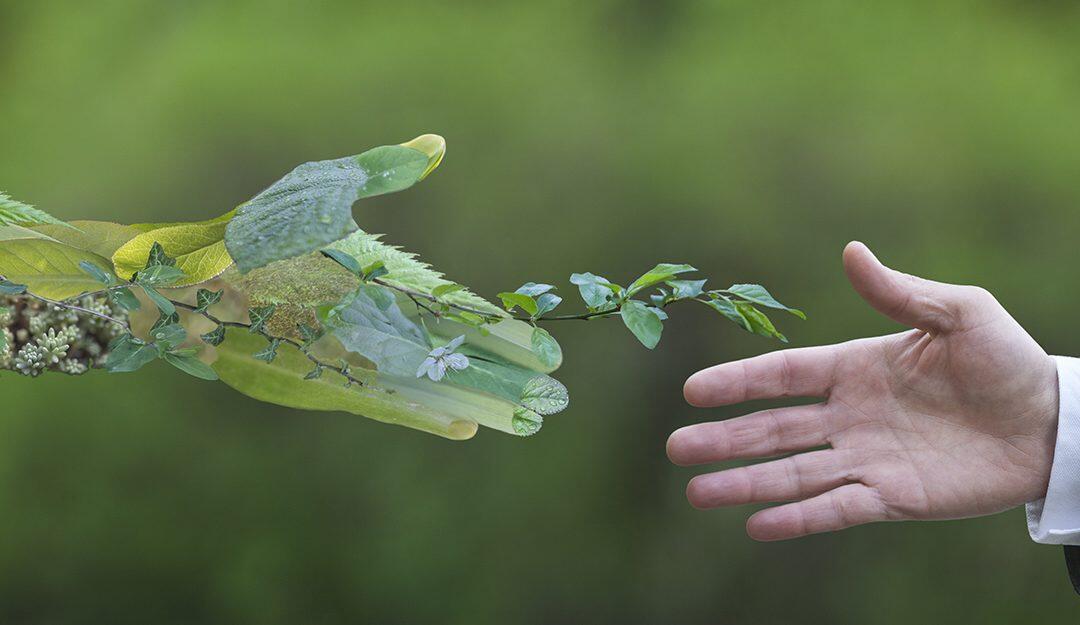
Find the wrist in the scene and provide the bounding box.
[1026,354,1061,501]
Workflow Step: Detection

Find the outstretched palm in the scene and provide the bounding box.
[668,242,1059,540]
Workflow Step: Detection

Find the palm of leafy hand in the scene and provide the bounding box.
[668,243,1059,540]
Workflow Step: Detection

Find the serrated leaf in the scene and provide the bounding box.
[520,376,570,415]
[326,231,502,315]
[253,338,282,363]
[225,139,441,273]
[113,217,232,286]
[432,282,466,298]
[201,324,226,346]
[0,240,114,299]
[620,299,663,349]
[627,263,696,296]
[530,327,562,369]
[512,406,543,436]
[248,304,276,334]
[0,192,72,229]
[362,261,388,281]
[163,351,219,381]
[194,288,222,313]
[726,283,806,319]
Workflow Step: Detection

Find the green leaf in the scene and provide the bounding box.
[321,249,362,275]
[515,282,555,297]
[163,352,219,381]
[145,241,176,268]
[520,376,570,415]
[620,299,663,349]
[627,263,696,296]
[298,322,323,347]
[105,334,158,373]
[0,240,115,299]
[224,137,443,273]
[569,272,619,310]
[139,284,176,316]
[530,327,562,369]
[512,406,543,436]
[497,292,538,316]
[248,304,277,334]
[32,220,142,257]
[108,287,141,311]
[432,282,466,298]
[77,260,113,286]
[150,323,187,351]
[362,261,388,281]
[0,279,27,295]
[194,288,223,313]
[201,324,226,346]
[666,279,707,300]
[0,191,72,229]
[735,302,788,342]
[304,364,324,380]
[135,264,187,287]
[701,295,752,331]
[318,285,429,377]
[534,293,562,317]
[253,338,282,363]
[326,230,502,315]
[726,284,806,319]
[213,328,485,440]
[112,217,233,286]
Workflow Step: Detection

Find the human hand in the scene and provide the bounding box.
[667,242,1060,540]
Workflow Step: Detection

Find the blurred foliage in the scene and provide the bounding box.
[3,0,1080,622]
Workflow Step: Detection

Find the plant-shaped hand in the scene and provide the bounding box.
[668,242,1059,539]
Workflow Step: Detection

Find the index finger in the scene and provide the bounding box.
[684,344,841,407]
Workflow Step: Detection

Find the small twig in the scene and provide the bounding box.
[21,291,131,332]
[371,278,621,323]
[170,300,366,387]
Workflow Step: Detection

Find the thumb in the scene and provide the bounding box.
[842,241,974,333]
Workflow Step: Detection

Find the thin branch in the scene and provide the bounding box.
[20,291,131,332]
[170,300,366,387]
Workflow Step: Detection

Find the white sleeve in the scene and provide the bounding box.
[1027,356,1080,545]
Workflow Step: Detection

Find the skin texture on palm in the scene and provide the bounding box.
[668,242,1060,541]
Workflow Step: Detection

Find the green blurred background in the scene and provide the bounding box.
[3,0,1080,622]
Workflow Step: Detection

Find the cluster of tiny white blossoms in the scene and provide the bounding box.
[0,295,127,376]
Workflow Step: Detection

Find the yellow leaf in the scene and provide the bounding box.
[400,134,446,181]
[32,220,142,257]
[112,215,235,286]
[0,239,113,299]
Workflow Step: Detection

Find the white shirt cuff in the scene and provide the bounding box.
[1027,356,1080,545]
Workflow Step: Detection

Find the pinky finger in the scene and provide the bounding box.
[745,483,888,541]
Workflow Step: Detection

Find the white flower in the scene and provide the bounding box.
[416,335,470,382]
